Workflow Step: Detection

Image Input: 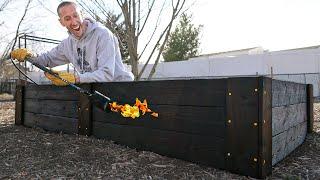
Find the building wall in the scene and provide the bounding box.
[139,48,320,97]
[25,47,320,97]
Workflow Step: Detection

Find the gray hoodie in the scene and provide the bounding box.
[36,18,134,83]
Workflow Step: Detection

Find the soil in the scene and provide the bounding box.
[0,100,319,179]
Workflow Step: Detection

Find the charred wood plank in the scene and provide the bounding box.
[92,79,227,106]
[93,121,226,169]
[24,84,78,101]
[24,112,78,134]
[307,84,314,133]
[93,105,226,137]
[24,99,78,118]
[15,84,24,125]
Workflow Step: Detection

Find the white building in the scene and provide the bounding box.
[24,45,320,97]
[139,46,320,97]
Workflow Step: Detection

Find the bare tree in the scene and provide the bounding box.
[0,0,12,12]
[76,0,187,80]
[0,0,33,81]
[76,0,130,63]
[0,0,13,26]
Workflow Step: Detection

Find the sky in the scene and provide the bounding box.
[192,0,320,54]
[2,0,320,58]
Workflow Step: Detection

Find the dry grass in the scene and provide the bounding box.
[0,101,319,179]
[0,93,14,101]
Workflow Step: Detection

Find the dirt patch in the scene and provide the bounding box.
[0,101,319,179]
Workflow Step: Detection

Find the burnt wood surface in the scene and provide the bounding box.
[77,84,92,136]
[18,77,311,179]
[15,85,24,125]
[93,105,225,137]
[92,79,228,172]
[24,112,78,134]
[24,85,78,100]
[307,84,314,133]
[24,99,78,118]
[258,77,272,177]
[93,121,226,169]
[92,79,227,106]
[226,77,260,178]
[21,84,79,134]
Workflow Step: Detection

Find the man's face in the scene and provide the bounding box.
[58,4,84,39]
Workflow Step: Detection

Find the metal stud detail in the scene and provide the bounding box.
[228,92,232,96]
[227,120,232,124]
[253,122,258,126]
[227,153,231,156]
[253,158,258,162]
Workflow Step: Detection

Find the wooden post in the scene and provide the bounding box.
[78,84,92,136]
[226,77,272,179]
[226,77,263,178]
[15,83,24,125]
[306,84,314,133]
[258,77,272,178]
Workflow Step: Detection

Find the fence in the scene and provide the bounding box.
[0,79,16,95]
[141,72,320,99]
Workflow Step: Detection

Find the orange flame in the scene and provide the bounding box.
[109,98,158,119]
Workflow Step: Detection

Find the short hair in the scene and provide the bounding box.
[57,1,77,17]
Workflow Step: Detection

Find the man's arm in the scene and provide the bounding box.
[36,39,70,68]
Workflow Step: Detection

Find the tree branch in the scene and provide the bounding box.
[138,0,155,36]
[146,0,186,80]
[138,0,165,59]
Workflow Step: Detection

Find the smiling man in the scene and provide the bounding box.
[11,1,134,85]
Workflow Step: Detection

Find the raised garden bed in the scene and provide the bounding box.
[15,77,313,178]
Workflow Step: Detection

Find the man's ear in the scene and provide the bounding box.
[59,18,65,27]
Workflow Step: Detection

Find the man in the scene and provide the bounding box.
[11,1,134,85]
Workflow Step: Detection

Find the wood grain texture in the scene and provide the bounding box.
[307,84,314,133]
[24,112,78,134]
[272,80,306,107]
[272,121,307,165]
[77,84,92,136]
[92,79,227,106]
[258,77,272,178]
[93,121,226,169]
[17,78,310,179]
[93,105,226,137]
[15,85,24,125]
[226,77,260,178]
[24,84,79,101]
[24,99,78,118]
[272,103,307,136]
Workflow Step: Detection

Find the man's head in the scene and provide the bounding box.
[57,1,85,39]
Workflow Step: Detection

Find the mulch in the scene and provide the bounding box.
[0,101,319,179]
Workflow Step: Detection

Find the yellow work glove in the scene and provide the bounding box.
[45,71,76,86]
[10,48,34,62]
